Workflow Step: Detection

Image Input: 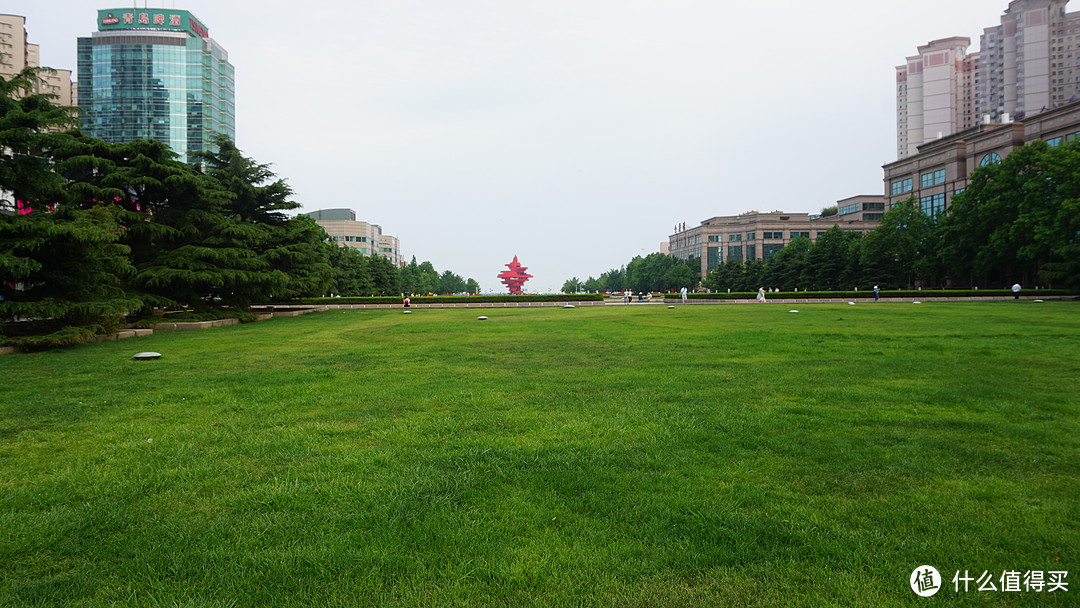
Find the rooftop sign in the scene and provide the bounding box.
[97,9,209,38]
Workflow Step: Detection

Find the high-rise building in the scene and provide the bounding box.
[0,14,76,106]
[77,8,235,163]
[896,0,1080,158]
[896,38,977,159]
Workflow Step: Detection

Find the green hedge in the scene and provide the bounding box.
[672,289,1073,300]
[0,325,100,352]
[295,294,606,305]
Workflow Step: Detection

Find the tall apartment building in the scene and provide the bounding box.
[897,0,1080,158]
[77,8,235,163]
[0,14,76,105]
[897,37,977,159]
[303,209,404,267]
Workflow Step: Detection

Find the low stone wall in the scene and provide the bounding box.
[92,328,155,341]
[149,318,242,330]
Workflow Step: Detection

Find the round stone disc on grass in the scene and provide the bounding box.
[564,305,575,308]
[403,310,412,314]
[1034,299,1044,303]
[788,310,799,313]
[132,352,162,360]
[913,301,922,304]
[668,305,675,309]
[477,316,488,321]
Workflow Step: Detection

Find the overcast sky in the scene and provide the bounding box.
[9,0,1007,292]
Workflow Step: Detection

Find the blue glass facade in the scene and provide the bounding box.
[77,13,234,163]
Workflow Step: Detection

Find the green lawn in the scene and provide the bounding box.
[1,302,1077,607]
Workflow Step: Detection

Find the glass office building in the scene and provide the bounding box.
[77,9,234,163]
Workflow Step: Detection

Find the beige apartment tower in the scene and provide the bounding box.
[897,37,976,159]
[0,14,76,106]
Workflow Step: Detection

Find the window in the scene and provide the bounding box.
[863,202,885,211]
[817,231,828,237]
[729,234,741,242]
[920,194,946,219]
[746,232,756,241]
[707,246,722,271]
[790,232,810,239]
[839,203,860,215]
[921,171,934,188]
[902,178,913,192]
[746,244,756,260]
[891,180,904,195]
[934,169,946,184]
[763,243,785,261]
[1048,136,1064,146]
[727,245,743,261]
[863,213,884,221]
[980,152,1002,166]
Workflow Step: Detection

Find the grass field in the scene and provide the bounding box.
[1,301,1078,607]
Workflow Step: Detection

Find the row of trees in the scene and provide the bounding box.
[0,70,475,343]
[564,253,699,293]
[400,258,479,296]
[567,138,1079,294]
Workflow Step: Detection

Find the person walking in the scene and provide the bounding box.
[680,286,688,303]
[1012,282,1021,299]
[757,286,766,303]
[873,285,880,301]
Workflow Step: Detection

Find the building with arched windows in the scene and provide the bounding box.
[883,98,1080,216]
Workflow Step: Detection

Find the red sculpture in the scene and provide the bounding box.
[497,255,533,295]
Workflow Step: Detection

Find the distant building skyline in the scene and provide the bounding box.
[77,7,235,163]
[897,0,1080,158]
[303,209,403,268]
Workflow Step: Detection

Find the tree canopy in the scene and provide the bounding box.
[0,70,474,346]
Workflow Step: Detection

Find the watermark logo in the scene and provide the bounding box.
[911,565,942,597]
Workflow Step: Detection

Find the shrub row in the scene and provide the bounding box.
[672,289,1073,300]
[295,294,606,305]
[0,324,100,351]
